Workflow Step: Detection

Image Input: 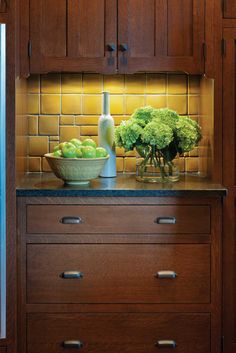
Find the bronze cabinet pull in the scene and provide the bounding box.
[155,340,177,348]
[60,216,83,224]
[63,340,83,349]
[155,271,177,279]
[156,217,176,224]
[61,271,84,279]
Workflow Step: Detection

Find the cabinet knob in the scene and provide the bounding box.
[155,271,177,279]
[119,43,128,52]
[60,216,83,224]
[63,340,83,349]
[155,340,177,348]
[107,43,116,52]
[156,217,176,224]
[61,271,84,279]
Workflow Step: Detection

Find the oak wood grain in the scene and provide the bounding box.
[27,244,210,304]
[26,204,211,234]
[27,312,210,353]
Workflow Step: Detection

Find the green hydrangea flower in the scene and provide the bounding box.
[176,116,202,152]
[115,120,142,151]
[141,120,173,149]
[152,108,179,130]
[131,106,154,127]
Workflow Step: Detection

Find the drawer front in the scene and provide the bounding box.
[26,204,211,234]
[27,244,210,304]
[27,313,210,353]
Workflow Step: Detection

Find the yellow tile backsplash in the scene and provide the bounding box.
[41,95,61,114]
[62,95,81,114]
[39,115,59,135]
[27,73,201,173]
[61,74,82,94]
[41,74,61,94]
[146,74,166,94]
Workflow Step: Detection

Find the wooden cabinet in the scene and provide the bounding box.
[30,0,117,73]
[17,196,222,353]
[222,28,236,353]
[223,0,236,18]
[118,0,205,73]
[29,0,205,74]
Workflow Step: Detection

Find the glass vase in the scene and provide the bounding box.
[136,155,180,183]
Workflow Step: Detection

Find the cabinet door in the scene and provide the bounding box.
[30,0,117,73]
[223,0,236,18]
[118,0,205,74]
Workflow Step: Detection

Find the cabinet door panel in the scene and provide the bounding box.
[40,0,67,57]
[223,0,236,18]
[167,0,193,56]
[0,2,6,13]
[68,0,105,58]
[30,0,117,73]
[223,29,236,186]
[118,0,205,73]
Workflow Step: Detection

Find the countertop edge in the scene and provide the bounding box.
[16,189,227,197]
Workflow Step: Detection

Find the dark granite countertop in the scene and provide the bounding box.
[16,173,227,197]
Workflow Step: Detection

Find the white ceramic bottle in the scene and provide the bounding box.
[98,92,116,177]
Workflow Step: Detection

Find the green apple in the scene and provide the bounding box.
[62,142,77,158]
[82,138,97,149]
[53,145,60,152]
[82,146,96,158]
[53,149,62,157]
[70,138,82,148]
[75,147,84,158]
[59,142,67,150]
[96,147,108,158]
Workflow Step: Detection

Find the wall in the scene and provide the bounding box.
[26,73,201,173]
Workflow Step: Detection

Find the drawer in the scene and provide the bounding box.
[26,204,211,234]
[27,244,210,304]
[27,312,210,353]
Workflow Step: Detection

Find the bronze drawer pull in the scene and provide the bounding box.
[60,216,83,224]
[155,271,177,279]
[63,340,83,349]
[61,271,84,279]
[156,217,176,224]
[155,340,177,348]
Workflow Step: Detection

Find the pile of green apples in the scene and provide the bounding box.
[53,138,108,159]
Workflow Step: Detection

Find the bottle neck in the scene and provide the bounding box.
[102,91,110,115]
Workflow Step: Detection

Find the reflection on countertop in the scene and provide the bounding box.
[16,172,227,198]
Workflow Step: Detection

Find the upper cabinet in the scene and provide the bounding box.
[29,0,205,74]
[223,0,236,18]
[30,0,117,73]
[118,0,205,74]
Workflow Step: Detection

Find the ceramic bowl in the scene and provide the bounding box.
[44,153,109,185]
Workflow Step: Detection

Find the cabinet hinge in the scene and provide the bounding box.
[221,38,226,56]
[202,42,207,60]
[221,336,224,353]
[28,40,32,57]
